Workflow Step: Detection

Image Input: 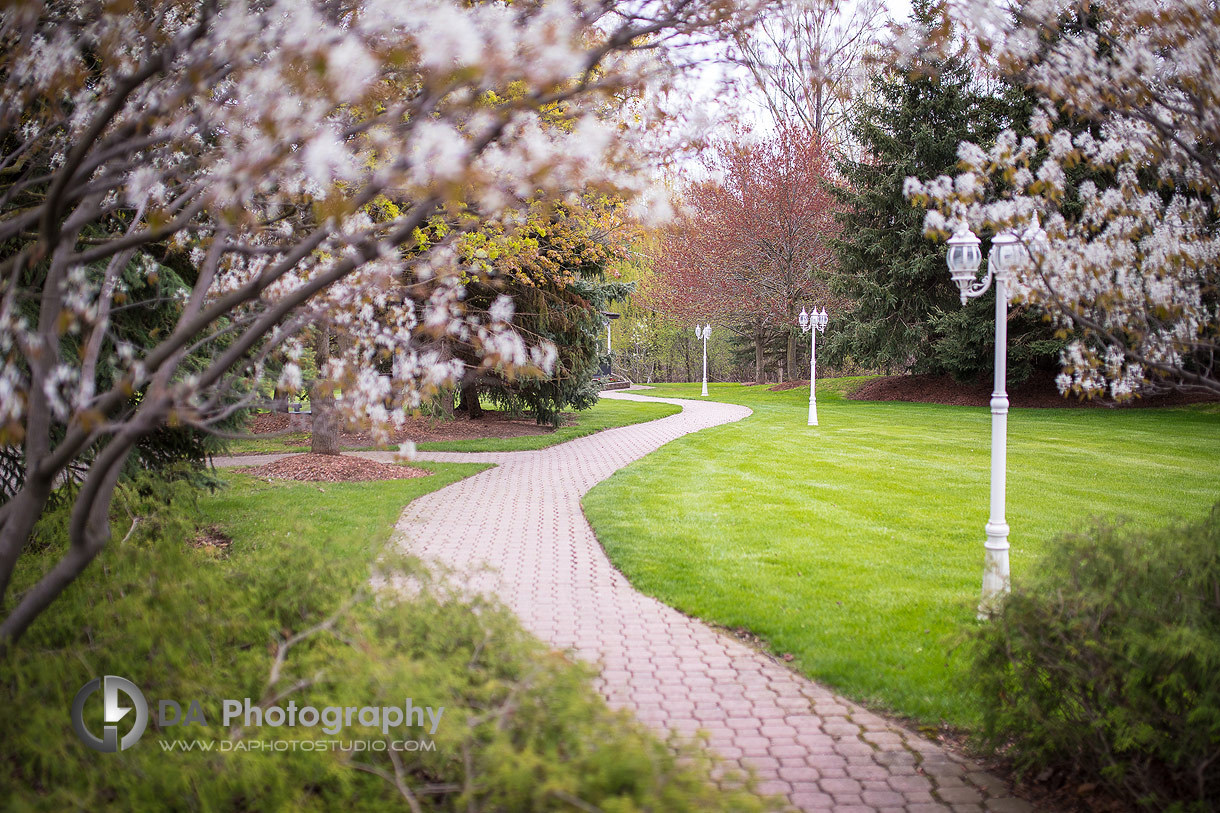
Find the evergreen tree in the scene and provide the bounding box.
[454,199,636,426]
[829,0,1063,382]
[0,235,234,503]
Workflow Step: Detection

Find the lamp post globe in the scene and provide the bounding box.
[944,220,1046,617]
[946,227,983,305]
[695,323,710,396]
[798,306,828,426]
[989,229,1022,281]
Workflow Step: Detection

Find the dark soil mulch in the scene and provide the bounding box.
[768,380,809,392]
[237,453,430,482]
[190,525,233,556]
[849,370,1218,409]
[247,412,302,433]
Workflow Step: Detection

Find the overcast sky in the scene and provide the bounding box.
[672,0,917,163]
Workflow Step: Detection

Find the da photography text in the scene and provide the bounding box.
[71,674,444,753]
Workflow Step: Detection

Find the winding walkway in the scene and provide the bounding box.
[219,392,1034,812]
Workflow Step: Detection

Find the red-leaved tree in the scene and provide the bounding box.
[648,126,842,383]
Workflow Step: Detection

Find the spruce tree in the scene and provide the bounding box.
[829,0,1062,382]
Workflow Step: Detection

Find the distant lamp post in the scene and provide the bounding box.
[798,306,828,426]
[695,323,711,396]
[945,218,1045,616]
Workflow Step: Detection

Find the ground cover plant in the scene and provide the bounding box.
[221,398,681,456]
[582,380,1220,728]
[969,508,1220,809]
[1,465,771,811]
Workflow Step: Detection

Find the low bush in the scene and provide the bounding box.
[2,472,771,811]
[967,505,1220,809]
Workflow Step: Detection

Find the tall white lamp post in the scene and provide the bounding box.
[695,323,710,396]
[798,306,828,426]
[945,218,1044,616]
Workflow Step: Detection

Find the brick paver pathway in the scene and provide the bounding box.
[388,391,1033,813]
[216,392,1034,812]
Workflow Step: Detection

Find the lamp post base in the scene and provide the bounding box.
[977,538,1010,619]
[807,401,817,426]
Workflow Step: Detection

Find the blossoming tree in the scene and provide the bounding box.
[904,0,1220,400]
[0,0,763,645]
[648,125,842,382]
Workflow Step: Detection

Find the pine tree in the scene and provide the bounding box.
[829,0,1062,382]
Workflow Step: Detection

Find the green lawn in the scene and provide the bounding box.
[582,380,1220,729]
[199,462,491,579]
[7,459,773,810]
[221,397,679,455]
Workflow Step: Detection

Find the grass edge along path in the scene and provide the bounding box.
[3,461,775,811]
[582,379,1220,730]
[221,396,681,455]
[418,397,680,452]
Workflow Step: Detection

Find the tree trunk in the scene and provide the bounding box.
[459,380,484,419]
[439,387,455,419]
[786,331,798,381]
[1,436,132,647]
[754,330,765,384]
[311,325,341,455]
[0,478,53,610]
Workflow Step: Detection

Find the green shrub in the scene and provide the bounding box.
[2,472,772,811]
[967,506,1220,809]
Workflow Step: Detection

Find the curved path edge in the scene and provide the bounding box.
[387,391,1035,813]
[214,392,1034,812]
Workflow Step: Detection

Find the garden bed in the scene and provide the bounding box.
[237,453,431,482]
[248,409,569,446]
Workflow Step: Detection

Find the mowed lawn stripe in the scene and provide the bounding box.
[583,381,1220,727]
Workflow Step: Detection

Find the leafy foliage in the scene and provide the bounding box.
[0,247,235,503]
[649,126,841,383]
[967,507,1220,809]
[2,472,773,811]
[906,0,1220,398]
[829,0,1063,382]
[457,198,637,426]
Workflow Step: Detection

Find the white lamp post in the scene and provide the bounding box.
[798,306,828,426]
[695,324,710,396]
[945,218,1044,616]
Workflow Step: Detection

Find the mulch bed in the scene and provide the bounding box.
[768,380,810,392]
[248,410,570,446]
[237,453,430,482]
[849,370,1218,409]
[190,525,233,556]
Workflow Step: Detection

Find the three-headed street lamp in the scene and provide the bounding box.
[695,323,711,396]
[798,306,828,426]
[945,217,1045,616]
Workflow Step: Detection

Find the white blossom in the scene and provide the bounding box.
[904,0,1220,398]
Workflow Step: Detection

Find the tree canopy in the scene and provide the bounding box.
[829,0,1064,383]
[647,126,841,383]
[906,0,1220,399]
[0,0,765,645]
